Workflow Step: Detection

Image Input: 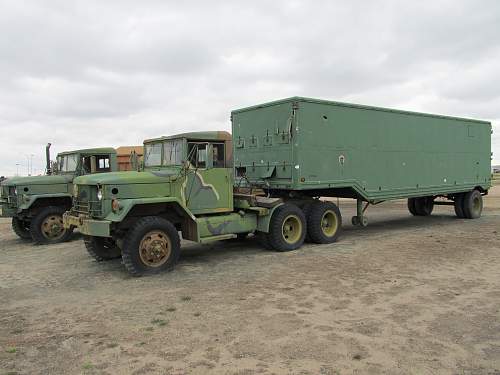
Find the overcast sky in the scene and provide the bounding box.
[1,0,499,176]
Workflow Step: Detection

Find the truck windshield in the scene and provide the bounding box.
[58,154,78,172]
[163,140,183,166]
[144,143,163,167]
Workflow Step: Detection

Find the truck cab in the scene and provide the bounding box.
[0,148,117,244]
[142,131,234,214]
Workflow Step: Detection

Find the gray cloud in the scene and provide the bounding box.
[1,0,499,176]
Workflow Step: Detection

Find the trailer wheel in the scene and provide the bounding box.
[30,206,73,244]
[122,216,180,276]
[268,203,306,251]
[454,193,466,218]
[84,236,122,261]
[414,197,434,216]
[407,198,418,216]
[307,201,342,244]
[11,217,32,240]
[462,190,483,219]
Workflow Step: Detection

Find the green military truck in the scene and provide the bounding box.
[0,146,118,244]
[63,98,491,276]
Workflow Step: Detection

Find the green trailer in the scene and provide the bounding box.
[232,97,491,226]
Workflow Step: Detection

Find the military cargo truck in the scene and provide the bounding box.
[63,98,491,276]
[0,146,118,244]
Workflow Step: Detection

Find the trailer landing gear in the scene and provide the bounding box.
[352,199,369,227]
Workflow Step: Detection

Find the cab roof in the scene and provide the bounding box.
[57,147,116,156]
[144,131,231,144]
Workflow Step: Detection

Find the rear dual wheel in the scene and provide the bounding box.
[267,204,307,251]
[456,190,483,219]
[259,201,342,251]
[408,197,434,216]
[306,201,342,244]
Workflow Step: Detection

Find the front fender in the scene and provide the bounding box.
[18,193,72,212]
[104,197,196,222]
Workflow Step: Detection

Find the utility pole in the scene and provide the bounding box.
[16,163,19,176]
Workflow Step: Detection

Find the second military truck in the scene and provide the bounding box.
[1,146,124,243]
[64,97,491,276]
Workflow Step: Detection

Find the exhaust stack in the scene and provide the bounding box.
[46,143,52,175]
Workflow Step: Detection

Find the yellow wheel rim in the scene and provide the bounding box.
[139,230,172,267]
[281,214,302,244]
[321,210,338,237]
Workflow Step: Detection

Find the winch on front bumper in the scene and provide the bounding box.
[63,212,111,237]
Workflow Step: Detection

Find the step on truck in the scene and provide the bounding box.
[63,97,491,276]
[0,145,132,244]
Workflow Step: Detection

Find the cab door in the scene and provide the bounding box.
[185,142,233,214]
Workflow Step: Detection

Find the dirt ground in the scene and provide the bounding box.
[1,187,499,375]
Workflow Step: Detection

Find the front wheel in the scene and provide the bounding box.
[11,217,32,240]
[30,206,73,244]
[122,217,181,276]
[267,203,306,252]
[84,236,122,261]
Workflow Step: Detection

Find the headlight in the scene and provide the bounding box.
[112,199,121,212]
[14,187,17,195]
[97,187,103,201]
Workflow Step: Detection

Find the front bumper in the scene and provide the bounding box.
[63,212,111,237]
[0,200,16,217]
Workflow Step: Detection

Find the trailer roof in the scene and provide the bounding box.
[144,131,231,144]
[57,147,116,156]
[231,96,491,125]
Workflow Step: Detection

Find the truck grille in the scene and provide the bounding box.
[6,187,18,208]
[73,199,102,216]
[72,185,102,216]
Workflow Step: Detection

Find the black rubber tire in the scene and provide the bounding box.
[462,190,483,219]
[30,206,73,244]
[268,203,306,252]
[122,216,181,276]
[414,197,434,216]
[407,198,418,216]
[11,217,32,240]
[454,193,466,218]
[307,201,342,244]
[84,235,122,261]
